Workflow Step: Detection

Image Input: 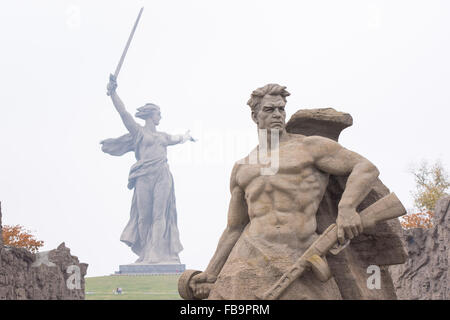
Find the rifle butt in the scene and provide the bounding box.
[360,193,406,228]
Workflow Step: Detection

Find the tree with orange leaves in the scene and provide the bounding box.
[400,160,449,229]
[400,210,434,229]
[2,224,44,253]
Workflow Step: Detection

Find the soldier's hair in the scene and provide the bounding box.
[135,103,160,119]
[246,84,290,113]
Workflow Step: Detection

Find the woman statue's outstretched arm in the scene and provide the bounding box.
[166,130,196,146]
[106,74,140,136]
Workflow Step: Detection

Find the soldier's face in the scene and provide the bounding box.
[253,95,286,131]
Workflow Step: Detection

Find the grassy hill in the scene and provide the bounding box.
[85,274,182,300]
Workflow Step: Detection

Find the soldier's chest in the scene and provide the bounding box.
[236,143,313,188]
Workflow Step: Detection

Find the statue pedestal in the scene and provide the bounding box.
[115,263,185,275]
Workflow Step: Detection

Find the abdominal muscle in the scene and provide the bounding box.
[247,207,319,253]
[244,183,324,255]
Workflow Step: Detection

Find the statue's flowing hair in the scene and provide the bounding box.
[247,84,290,113]
[135,103,160,119]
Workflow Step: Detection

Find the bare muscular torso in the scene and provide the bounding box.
[235,134,329,253]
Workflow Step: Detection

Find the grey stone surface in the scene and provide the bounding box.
[101,77,195,265]
[389,196,450,299]
[286,107,353,141]
[32,251,57,267]
[117,263,185,275]
[0,203,88,300]
[0,202,2,247]
[0,242,88,300]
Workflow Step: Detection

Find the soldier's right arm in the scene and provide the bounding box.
[107,76,140,136]
[190,163,249,299]
[205,164,249,276]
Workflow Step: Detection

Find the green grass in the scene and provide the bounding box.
[85,274,182,300]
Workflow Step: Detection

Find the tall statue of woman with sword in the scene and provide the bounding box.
[101,8,195,266]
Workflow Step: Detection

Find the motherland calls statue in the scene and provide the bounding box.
[101,75,194,273]
[178,84,407,299]
[100,8,194,273]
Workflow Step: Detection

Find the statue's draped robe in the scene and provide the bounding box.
[101,127,183,263]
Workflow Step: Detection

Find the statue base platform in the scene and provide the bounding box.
[115,263,185,275]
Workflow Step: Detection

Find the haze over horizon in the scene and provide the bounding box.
[0,0,449,277]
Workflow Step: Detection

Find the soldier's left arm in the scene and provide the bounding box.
[303,136,380,244]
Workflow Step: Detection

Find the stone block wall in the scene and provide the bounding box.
[0,202,88,300]
[390,196,449,299]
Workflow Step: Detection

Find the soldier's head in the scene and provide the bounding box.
[135,103,161,125]
[247,84,290,131]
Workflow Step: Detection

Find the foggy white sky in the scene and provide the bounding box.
[0,0,449,277]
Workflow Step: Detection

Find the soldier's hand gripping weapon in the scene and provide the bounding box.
[107,7,144,96]
[257,192,406,300]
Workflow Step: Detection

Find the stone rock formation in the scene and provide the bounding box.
[286,107,353,142]
[0,203,88,300]
[390,196,449,299]
[0,203,2,247]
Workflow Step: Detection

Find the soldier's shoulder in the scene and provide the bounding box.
[230,159,246,189]
[300,134,337,146]
[233,146,258,168]
[284,133,309,146]
[285,134,342,152]
[286,132,305,142]
[232,157,247,172]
